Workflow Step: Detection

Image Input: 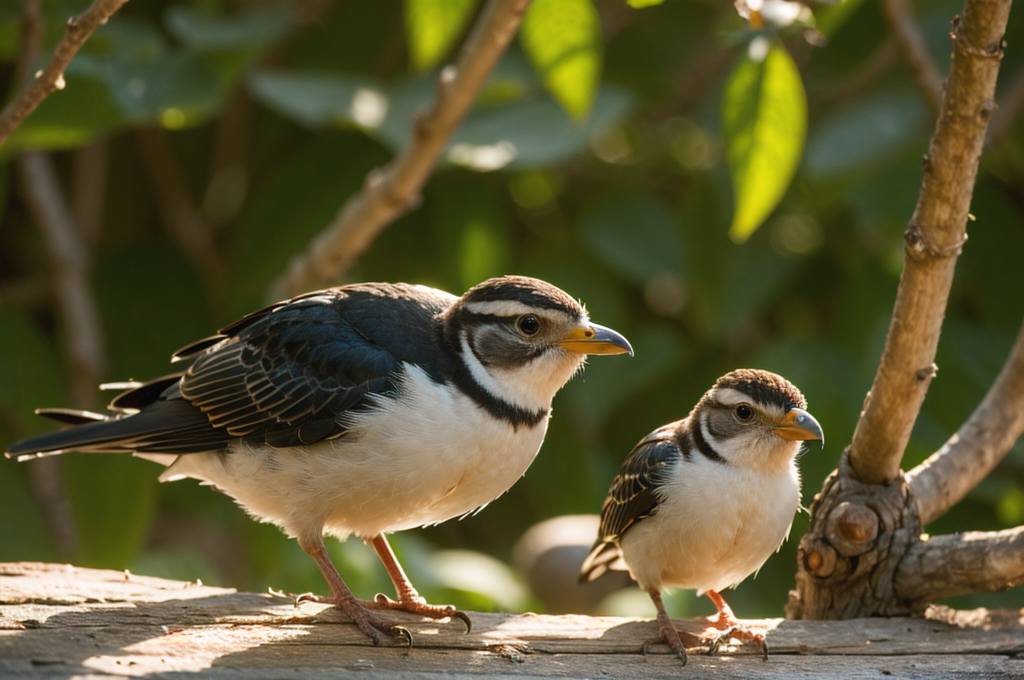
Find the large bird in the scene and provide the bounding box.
[579,369,823,663]
[8,275,632,645]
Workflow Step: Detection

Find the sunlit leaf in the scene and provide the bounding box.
[520,0,602,121]
[248,71,388,130]
[627,0,666,7]
[722,43,807,242]
[405,0,479,73]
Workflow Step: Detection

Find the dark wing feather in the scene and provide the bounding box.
[7,283,457,459]
[578,424,682,583]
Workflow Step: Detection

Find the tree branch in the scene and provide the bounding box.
[881,0,944,115]
[906,317,1024,525]
[269,0,533,300]
[848,0,1011,485]
[895,526,1024,605]
[0,0,131,149]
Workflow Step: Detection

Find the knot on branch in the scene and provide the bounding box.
[787,450,922,619]
[904,223,967,261]
[951,15,1005,61]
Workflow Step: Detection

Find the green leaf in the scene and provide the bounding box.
[405,0,479,73]
[165,4,292,52]
[520,0,602,121]
[627,0,666,7]
[248,71,388,130]
[722,43,807,243]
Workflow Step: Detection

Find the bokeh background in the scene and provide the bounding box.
[3,0,1024,620]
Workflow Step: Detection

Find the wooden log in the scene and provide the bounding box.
[2,562,1023,678]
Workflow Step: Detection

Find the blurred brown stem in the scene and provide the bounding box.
[72,138,109,247]
[848,0,1010,485]
[134,128,226,310]
[269,0,533,300]
[906,316,1024,526]
[18,151,110,560]
[0,0,131,149]
[882,0,944,116]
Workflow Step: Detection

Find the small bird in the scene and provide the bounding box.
[579,369,823,663]
[7,276,632,646]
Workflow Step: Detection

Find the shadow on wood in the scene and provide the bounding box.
[1,562,1023,678]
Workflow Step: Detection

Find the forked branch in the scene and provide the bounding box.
[269,0,532,300]
[848,0,1011,485]
[907,317,1024,525]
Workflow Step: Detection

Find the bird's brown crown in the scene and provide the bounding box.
[712,369,807,411]
[459,276,584,317]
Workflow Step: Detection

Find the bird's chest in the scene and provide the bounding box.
[623,461,800,592]
[319,370,550,535]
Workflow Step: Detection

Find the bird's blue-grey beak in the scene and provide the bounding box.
[557,323,633,357]
[774,407,824,448]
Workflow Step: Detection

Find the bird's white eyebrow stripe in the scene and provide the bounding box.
[462,300,557,317]
[713,388,751,406]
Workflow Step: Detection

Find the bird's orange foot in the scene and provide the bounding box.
[369,593,472,633]
[703,623,768,660]
[296,592,413,648]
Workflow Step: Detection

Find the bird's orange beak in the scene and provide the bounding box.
[557,323,633,356]
[774,408,824,448]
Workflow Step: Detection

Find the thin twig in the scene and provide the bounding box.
[0,0,131,149]
[906,317,1024,525]
[881,0,944,116]
[894,526,1024,605]
[848,0,1011,485]
[15,0,44,87]
[134,128,226,310]
[269,0,533,300]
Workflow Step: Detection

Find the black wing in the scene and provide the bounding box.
[7,283,456,458]
[578,424,682,583]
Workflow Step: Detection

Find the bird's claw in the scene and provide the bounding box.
[369,592,472,633]
[641,634,688,666]
[704,626,769,661]
[295,591,334,606]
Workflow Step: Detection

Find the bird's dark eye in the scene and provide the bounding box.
[517,315,541,336]
[735,404,755,421]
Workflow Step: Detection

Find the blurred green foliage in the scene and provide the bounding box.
[2,0,1024,620]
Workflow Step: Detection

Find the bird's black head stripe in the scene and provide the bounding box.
[691,416,727,464]
[460,276,582,316]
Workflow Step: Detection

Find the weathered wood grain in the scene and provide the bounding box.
[2,563,1022,679]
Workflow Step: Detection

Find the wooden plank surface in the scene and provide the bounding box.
[2,562,1023,678]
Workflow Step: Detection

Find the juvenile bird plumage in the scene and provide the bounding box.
[579,368,823,663]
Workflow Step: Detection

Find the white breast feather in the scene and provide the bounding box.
[619,456,800,594]
[161,364,550,547]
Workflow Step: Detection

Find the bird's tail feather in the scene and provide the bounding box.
[5,399,227,461]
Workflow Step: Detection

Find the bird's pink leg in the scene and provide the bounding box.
[296,537,412,647]
[701,590,768,660]
[367,534,472,632]
[640,590,701,665]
